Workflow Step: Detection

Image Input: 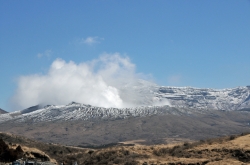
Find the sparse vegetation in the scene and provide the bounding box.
[1,132,250,164]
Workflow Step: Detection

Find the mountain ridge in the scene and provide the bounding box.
[1,83,250,123]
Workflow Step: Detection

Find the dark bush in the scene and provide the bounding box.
[229,135,237,140]
[124,159,139,165]
[153,147,169,156]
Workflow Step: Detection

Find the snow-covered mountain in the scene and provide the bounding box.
[0,103,206,123]
[119,80,250,111]
[1,82,250,123]
[154,85,250,110]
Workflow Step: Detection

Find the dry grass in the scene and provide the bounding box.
[56,132,250,164]
[1,132,250,164]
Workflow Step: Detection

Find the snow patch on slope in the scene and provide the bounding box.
[0,103,207,123]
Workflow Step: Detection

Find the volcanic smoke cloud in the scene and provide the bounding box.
[12,53,153,110]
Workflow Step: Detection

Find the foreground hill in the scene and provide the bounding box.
[0,132,80,164]
[0,132,249,164]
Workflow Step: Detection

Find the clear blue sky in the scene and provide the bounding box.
[1,0,250,111]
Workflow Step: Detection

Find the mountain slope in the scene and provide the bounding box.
[0,109,249,146]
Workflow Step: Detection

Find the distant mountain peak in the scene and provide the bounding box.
[67,101,81,106]
[20,105,42,114]
[0,108,7,114]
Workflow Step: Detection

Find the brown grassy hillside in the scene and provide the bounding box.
[1,132,250,164]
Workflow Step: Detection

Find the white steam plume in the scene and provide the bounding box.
[12,53,162,110]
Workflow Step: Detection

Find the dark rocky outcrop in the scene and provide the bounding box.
[0,139,23,162]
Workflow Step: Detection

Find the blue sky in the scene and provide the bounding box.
[1,0,250,111]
